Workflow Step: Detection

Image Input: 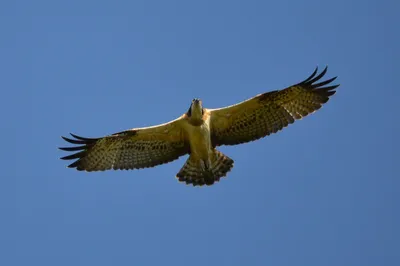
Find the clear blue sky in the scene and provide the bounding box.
[3,0,399,265]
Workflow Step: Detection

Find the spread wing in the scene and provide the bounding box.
[209,66,339,146]
[59,116,189,171]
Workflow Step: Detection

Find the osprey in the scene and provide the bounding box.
[60,67,339,186]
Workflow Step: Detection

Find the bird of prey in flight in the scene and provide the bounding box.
[59,66,339,186]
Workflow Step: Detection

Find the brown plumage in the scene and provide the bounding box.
[59,66,339,186]
[209,67,338,146]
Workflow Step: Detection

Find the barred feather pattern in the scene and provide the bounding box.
[210,66,339,146]
[176,150,234,186]
[59,133,188,171]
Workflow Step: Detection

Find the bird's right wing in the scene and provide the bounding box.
[59,116,190,171]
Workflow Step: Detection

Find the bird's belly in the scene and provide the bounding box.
[187,124,212,159]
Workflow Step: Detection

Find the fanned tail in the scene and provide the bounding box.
[176,150,234,186]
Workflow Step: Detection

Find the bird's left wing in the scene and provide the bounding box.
[209,67,339,146]
[59,116,189,171]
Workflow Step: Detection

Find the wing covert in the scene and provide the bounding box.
[209,66,339,146]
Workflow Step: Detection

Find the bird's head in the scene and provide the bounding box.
[187,98,204,119]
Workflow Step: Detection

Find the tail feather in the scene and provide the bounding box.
[176,150,234,186]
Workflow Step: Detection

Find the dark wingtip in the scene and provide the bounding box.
[61,136,85,144]
[306,66,328,85]
[70,133,98,142]
[325,90,337,97]
[302,66,319,83]
[67,160,81,169]
[298,66,340,94]
[312,76,338,88]
[60,151,86,161]
[59,132,99,170]
[61,133,99,145]
[58,145,87,151]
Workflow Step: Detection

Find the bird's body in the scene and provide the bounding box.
[185,115,211,162]
[60,67,339,186]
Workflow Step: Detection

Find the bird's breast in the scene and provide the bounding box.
[185,122,212,159]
